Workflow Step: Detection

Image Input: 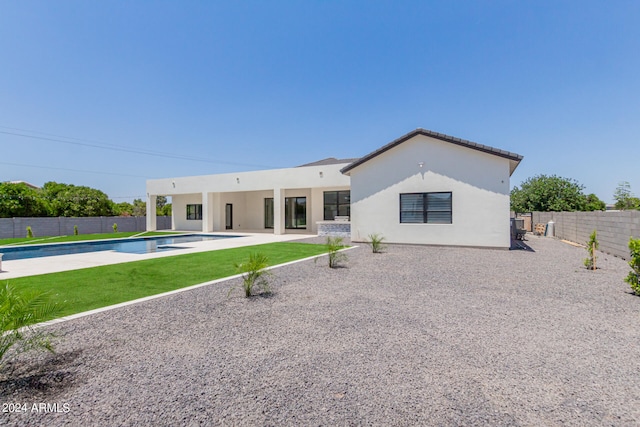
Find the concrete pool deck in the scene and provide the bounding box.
[0,231,316,279]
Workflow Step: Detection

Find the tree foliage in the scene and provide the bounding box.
[510,175,605,212]
[43,182,115,217]
[626,237,640,295]
[0,181,129,218]
[132,199,146,216]
[0,183,50,218]
[613,182,640,210]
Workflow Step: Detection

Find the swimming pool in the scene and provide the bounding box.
[0,234,241,261]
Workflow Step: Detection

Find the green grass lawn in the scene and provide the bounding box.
[0,231,181,246]
[8,242,329,319]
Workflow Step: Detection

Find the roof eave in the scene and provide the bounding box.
[341,128,523,175]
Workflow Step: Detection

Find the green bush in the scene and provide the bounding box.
[26,226,33,238]
[326,236,348,268]
[583,230,599,270]
[112,223,118,233]
[74,225,79,236]
[0,283,62,369]
[368,233,385,253]
[230,253,271,298]
[625,237,640,295]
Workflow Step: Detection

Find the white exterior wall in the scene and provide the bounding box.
[244,190,273,230]
[348,135,512,248]
[173,193,204,231]
[147,163,351,233]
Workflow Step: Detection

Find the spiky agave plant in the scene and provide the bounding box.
[0,283,62,369]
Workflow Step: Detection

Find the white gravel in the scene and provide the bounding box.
[2,235,639,426]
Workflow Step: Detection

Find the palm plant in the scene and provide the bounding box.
[230,253,271,297]
[583,230,599,270]
[0,283,62,369]
[326,236,348,268]
[368,233,385,253]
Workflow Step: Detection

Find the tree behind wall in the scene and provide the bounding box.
[613,182,640,210]
[43,182,115,217]
[510,175,605,212]
[0,182,50,218]
[132,199,146,216]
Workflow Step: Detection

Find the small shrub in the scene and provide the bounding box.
[625,237,640,295]
[229,253,271,298]
[74,225,79,236]
[26,226,33,238]
[368,233,385,253]
[583,230,599,270]
[0,283,62,370]
[112,223,118,233]
[326,236,348,268]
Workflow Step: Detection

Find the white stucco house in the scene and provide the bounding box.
[146,128,523,249]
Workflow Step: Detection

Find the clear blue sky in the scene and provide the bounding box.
[1,1,638,204]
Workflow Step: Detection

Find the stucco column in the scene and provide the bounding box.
[273,188,284,235]
[211,193,222,231]
[202,192,213,232]
[146,194,157,231]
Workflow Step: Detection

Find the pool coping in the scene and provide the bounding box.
[0,232,317,279]
[0,233,242,260]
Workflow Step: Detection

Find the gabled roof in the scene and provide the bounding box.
[298,157,360,167]
[340,128,523,176]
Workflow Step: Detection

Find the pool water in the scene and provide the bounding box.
[0,234,240,261]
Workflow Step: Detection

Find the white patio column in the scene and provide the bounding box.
[202,192,213,232]
[273,187,285,235]
[146,194,157,231]
[211,192,222,231]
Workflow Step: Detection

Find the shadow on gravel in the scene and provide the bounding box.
[0,350,82,399]
[510,239,535,252]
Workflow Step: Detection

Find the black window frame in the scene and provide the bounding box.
[186,204,203,220]
[323,190,350,220]
[285,196,307,229]
[399,192,452,224]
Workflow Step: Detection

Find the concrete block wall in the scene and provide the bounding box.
[532,211,640,260]
[0,216,172,239]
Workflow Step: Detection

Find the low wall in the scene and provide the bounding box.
[317,221,351,238]
[0,216,172,239]
[532,211,640,260]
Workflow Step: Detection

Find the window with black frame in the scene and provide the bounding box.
[323,190,350,220]
[186,204,203,220]
[400,192,452,224]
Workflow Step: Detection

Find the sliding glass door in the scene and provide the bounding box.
[285,197,306,229]
[265,196,307,230]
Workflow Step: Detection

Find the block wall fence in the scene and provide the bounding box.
[531,211,640,260]
[0,216,172,239]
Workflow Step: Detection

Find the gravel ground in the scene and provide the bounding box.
[1,235,639,426]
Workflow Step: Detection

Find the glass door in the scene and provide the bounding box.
[264,198,274,229]
[225,203,233,230]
